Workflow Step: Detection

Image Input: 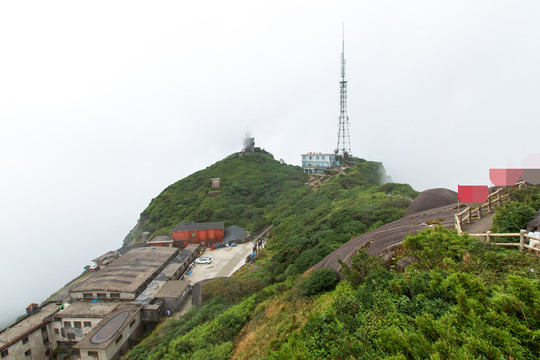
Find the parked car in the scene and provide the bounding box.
[195,256,212,264]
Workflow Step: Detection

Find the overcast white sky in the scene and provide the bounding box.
[1,0,539,327]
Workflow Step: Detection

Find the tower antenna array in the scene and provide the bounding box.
[336,25,351,157]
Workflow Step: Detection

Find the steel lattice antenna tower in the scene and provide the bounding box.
[336,27,351,157]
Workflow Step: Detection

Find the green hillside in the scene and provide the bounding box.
[123,152,540,359]
[255,157,418,283]
[123,150,308,244]
[124,152,427,360]
[233,227,540,359]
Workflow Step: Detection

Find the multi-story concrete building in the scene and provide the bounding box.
[50,302,119,346]
[0,303,58,360]
[73,303,143,360]
[301,152,338,174]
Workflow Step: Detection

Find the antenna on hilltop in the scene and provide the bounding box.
[336,23,352,157]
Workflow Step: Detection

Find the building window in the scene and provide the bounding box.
[115,334,123,344]
[64,321,72,328]
[97,293,106,299]
[191,232,196,238]
[88,351,99,358]
[83,293,93,299]
[1,350,8,358]
[25,349,32,357]
[84,321,92,328]
[74,321,82,329]
[54,328,60,335]
[110,293,120,299]
[67,333,75,341]
[41,326,47,334]
[43,337,49,345]
[22,336,29,344]
[129,319,136,328]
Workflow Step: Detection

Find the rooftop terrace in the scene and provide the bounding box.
[73,303,142,350]
[55,301,119,319]
[70,247,178,295]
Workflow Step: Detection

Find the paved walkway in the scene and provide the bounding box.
[173,242,255,316]
[313,203,458,272]
[183,242,253,284]
[462,212,496,235]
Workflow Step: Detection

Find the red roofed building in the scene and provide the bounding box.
[171,222,224,247]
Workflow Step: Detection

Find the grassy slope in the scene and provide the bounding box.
[255,158,418,282]
[255,228,540,359]
[124,151,308,244]
[124,155,420,359]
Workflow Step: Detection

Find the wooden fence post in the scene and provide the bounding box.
[467,208,472,223]
[519,230,527,252]
[486,231,491,244]
[455,214,463,235]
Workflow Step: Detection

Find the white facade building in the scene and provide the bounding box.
[301,152,338,174]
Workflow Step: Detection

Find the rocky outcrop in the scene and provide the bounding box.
[527,209,540,231]
[122,215,149,247]
[312,203,458,273]
[405,188,458,216]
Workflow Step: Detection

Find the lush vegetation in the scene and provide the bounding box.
[123,151,540,359]
[255,157,417,283]
[123,153,420,359]
[491,185,539,234]
[300,268,339,296]
[263,227,540,359]
[126,278,297,360]
[131,227,538,360]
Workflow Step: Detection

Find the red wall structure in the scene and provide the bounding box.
[171,222,224,247]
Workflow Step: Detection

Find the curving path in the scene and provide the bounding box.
[312,203,458,272]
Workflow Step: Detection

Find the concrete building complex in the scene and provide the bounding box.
[301,152,338,174]
[1,244,201,360]
[1,233,220,359]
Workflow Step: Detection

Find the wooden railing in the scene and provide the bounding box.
[466,229,540,253]
[455,188,510,235]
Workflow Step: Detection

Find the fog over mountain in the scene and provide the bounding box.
[1,0,539,328]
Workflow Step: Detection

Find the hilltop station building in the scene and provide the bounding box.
[301,152,338,174]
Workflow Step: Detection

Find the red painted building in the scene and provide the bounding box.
[171,222,224,247]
